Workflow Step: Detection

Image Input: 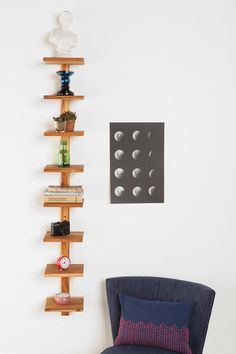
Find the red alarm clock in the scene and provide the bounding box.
[56,256,71,270]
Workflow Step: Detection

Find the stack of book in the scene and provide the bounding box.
[44,185,84,203]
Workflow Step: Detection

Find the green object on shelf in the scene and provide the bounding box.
[57,141,70,167]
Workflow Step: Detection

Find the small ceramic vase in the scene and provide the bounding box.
[54,292,71,305]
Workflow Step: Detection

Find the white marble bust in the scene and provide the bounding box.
[49,11,77,57]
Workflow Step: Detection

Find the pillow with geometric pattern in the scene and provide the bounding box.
[115,294,194,354]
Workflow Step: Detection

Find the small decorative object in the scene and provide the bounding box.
[110,122,164,204]
[53,115,65,131]
[51,221,70,236]
[57,140,70,167]
[53,111,77,132]
[54,292,71,305]
[62,111,77,131]
[56,70,74,96]
[56,256,71,270]
[49,11,77,57]
[44,187,83,204]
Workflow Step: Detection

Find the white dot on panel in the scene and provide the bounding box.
[132,130,140,141]
[133,186,142,197]
[148,150,153,158]
[148,131,152,139]
[148,186,156,196]
[132,149,141,160]
[114,131,124,142]
[132,168,142,179]
[114,150,124,160]
[114,168,124,178]
[115,186,125,197]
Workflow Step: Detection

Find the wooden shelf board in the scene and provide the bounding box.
[44,164,84,173]
[43,231,84,243]
[44,264,84,277]
[43,201,84,208]
[45,296,84,312]
[44,130,84,137]
[43,57,85,65]
[44,95,84,100]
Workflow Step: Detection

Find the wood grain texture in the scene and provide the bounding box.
[61,206,70,221]
[44,264,84,277]
[44,130,84,137]
[61,99,70,113]
[61,242,70,258]
[44,95,84,100]
[45,297,84,312]
[43,201,84,208]
[43,232,84,243]
[61,64,70,71]
[61,172,69,186]
[61,276,70,295]
[43,57,85,65]
[44,164,84,173]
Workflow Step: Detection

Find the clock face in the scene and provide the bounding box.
[57,256,71,270]
[60,256,70,269]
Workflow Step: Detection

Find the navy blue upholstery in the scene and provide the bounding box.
[101,277,215,354]
[101,345,179,354]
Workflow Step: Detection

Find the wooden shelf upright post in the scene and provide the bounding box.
[60,65,70,315]
[43,57,85,315]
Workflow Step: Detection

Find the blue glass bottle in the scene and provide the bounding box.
[56,70,74,96]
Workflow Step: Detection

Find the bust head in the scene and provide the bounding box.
[49,11,77,57]
[59,11,73,29]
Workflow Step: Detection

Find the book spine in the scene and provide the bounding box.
[44,191,83,196]
[48,185,82,192]
[44,196,83,203]
[47,189,83,193]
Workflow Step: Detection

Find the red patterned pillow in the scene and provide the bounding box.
[115,294,193,354]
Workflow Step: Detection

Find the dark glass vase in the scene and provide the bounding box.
[56,70,74,96]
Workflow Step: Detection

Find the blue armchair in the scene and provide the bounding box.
[101,276,215,354]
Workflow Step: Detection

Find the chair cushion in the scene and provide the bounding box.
[101,345,179,354]
[115,294,193,354]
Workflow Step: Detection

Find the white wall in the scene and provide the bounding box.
[0,0,235,353]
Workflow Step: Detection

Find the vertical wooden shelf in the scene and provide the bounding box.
[43,57,85,316]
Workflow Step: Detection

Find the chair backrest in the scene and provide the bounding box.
[106,276,215,354]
